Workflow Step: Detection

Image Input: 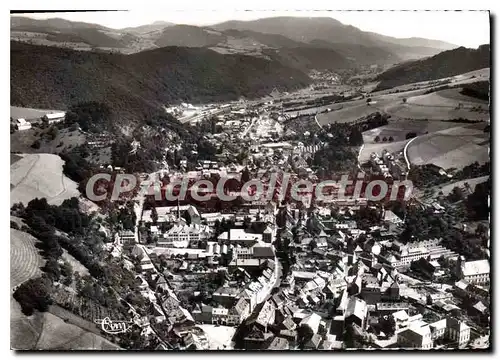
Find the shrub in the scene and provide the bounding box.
[13,277,53,316]
[405,132,417,140]
[48,126,59,140]
[31,140,41,149]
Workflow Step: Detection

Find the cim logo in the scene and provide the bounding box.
[94,317,134,334]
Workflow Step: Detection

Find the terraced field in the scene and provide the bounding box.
[10,229,44,289]
[10,227,121,350]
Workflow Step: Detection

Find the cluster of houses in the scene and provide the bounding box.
[11,111,66,131]
[103,94,489,349]
[114,185,490,350]
[369,150,407,180]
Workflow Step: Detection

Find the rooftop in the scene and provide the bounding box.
[267,337,289,350]
[462,259,490,276]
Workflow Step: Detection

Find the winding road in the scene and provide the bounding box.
[403,136,418,171]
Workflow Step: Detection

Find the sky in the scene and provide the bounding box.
[18,10,490,48]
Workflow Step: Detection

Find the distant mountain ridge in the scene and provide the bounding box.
[374,44,490,90]
[211,16,458,59]
[154,25,224,48]
[11,16,135,49]
[11,16,111,31]
[120,21,175,34]
[11,15,460,67]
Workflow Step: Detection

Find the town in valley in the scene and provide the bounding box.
[10,11,490,351]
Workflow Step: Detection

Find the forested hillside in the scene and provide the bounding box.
[374,45,490,90]
[11,41,311,123]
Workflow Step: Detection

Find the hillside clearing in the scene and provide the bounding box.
[362,120,461,144]
[373,68,490,95]
[10,227,120,350]
[11,305,121,350]
[433,176,489,197]
[61,250,90,276]
[10,106,64,121]
[10,126,86,154]
[383,102,489,121]
[10,153,80,207]
[407,89,488,109]
[433,88,489,104]
[406,124,490,169]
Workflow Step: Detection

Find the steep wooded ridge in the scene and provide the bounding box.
[11,41,310,122]
[11,16,458,66]
[374,45,490,90]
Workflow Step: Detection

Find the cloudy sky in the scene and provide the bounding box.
[19,10,490,48]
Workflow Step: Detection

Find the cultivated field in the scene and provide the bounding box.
[10,225,44,350]
[425,88,489,105]
[373,68,490,95]
[10,106,64,120]
[87,146,112,166]
[11,305,121,350]
[363,120,461,144]
[316,91,427,125]
[432,175,489,197]
[10,227,120,350]
[317,102,381,124]
[316,68,490,125]
[10,297,45,350]
[358,118,470,162]
[406,123,490,170]
[385,91,489,121]
[11,127,86,154]
[62,250,90,276]
[385,103,487,121]
[11,153,23,165]
[11,229,44,289]
[9,227,106,350]
[10,153,80,207]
